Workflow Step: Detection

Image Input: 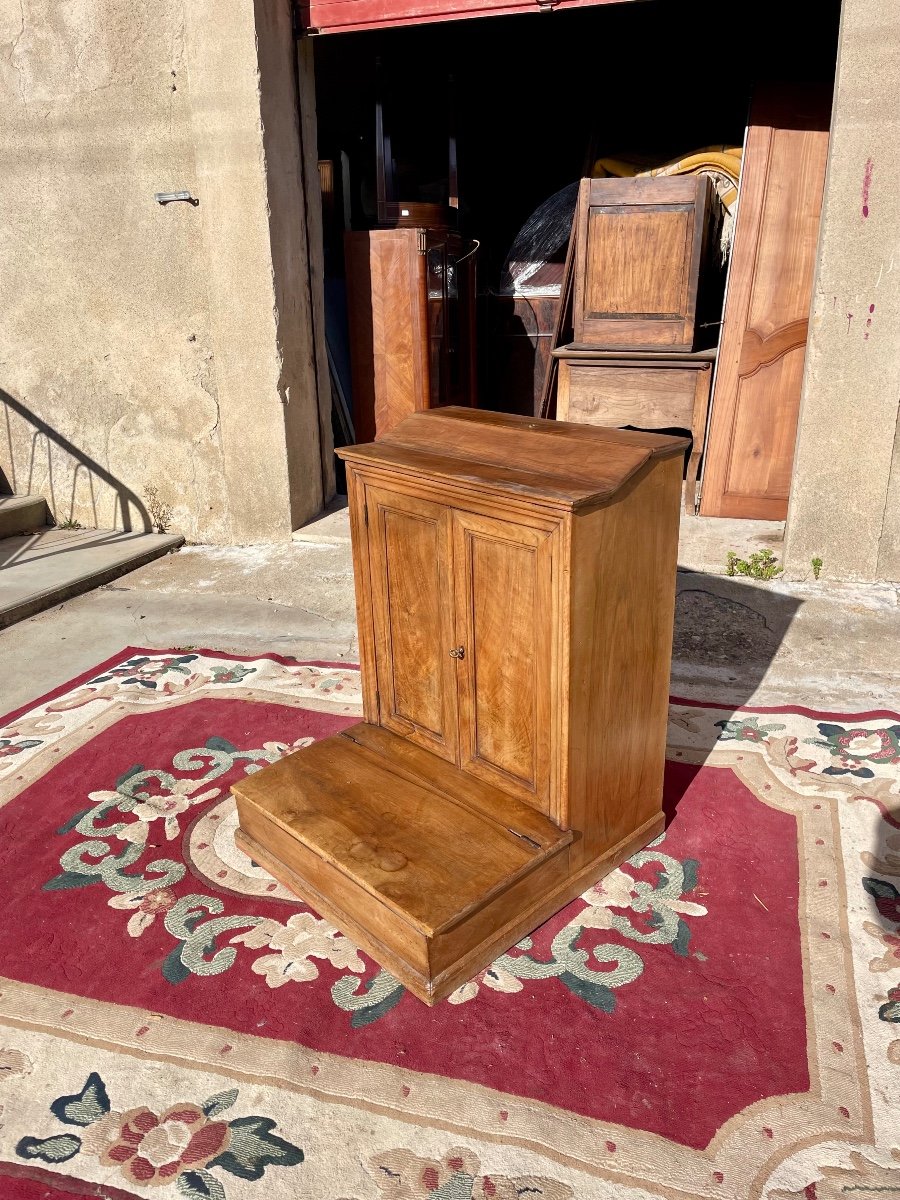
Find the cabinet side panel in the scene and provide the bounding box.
[374,231,423,437]
[556,360,572,421]
[566,456,682,867]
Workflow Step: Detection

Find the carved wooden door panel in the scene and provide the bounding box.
[451,510,555,811]
[365,485,459,763]
[700,85,830,519]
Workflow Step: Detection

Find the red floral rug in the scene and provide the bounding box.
[0,648,897,1200]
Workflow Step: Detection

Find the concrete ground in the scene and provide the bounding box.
[2,513,898,718]
[0,527,183,630]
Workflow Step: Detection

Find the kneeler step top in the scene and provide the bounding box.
[233,723,572,939]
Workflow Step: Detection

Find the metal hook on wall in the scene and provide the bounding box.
[154,192,199,207]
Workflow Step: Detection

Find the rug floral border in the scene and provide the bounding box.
[1,648,897,1200]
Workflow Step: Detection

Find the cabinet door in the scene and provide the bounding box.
[700,85,830,519]
[366,485,459,762]
[452,510,555,810]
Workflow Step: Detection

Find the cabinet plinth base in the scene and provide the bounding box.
[233,723,664,1005]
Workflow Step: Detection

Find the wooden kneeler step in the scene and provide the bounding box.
[233,724,573,1004]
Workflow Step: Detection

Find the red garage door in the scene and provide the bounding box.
[299,0,639,35]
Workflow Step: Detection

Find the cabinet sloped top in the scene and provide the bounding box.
[336,408,689,510]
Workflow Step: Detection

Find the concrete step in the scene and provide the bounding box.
[0,494,48,539]
[0,527,183,630]
[292,495,351,545]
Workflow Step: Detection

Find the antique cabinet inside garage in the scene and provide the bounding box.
[312,0,841,521]
[234,409,687,1003]
[572,175,724,352]
[344,228,478,441]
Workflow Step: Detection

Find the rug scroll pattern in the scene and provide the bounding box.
[0,648,898,1200]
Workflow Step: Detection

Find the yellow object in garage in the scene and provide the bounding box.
[593,146,743,213]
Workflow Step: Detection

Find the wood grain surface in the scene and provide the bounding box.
[573,175,718,351]
[340,407,687,512]
[344,230,477,441]
[700,85,830,518]
[452,509,555,808]
[234,730,554,936]
[366,484,459,762]
[556,356,712,513]
[239,409,683,1003]
[345,229,425,442]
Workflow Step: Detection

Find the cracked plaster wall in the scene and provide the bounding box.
[0,0,326,542]
[784,0,900,581]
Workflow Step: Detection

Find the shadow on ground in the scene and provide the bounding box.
[670,568,802,749]
[661,567,803,823]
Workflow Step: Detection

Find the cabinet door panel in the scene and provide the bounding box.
[452,511,554,810]
[366,485,459,762]
[700,85,830,518]
[573,176,713,350]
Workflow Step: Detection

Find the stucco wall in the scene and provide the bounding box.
[0,0,329,542]
[784,0,900,581]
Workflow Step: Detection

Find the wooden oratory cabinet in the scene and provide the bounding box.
[234,409,687,1004]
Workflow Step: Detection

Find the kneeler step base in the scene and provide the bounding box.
[233,723,661,1005]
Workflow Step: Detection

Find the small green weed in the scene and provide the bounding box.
[811,556,823,581]
[725,549,783,581]
[56,517,83,531]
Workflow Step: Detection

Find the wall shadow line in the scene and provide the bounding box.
[0,386,151,534]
